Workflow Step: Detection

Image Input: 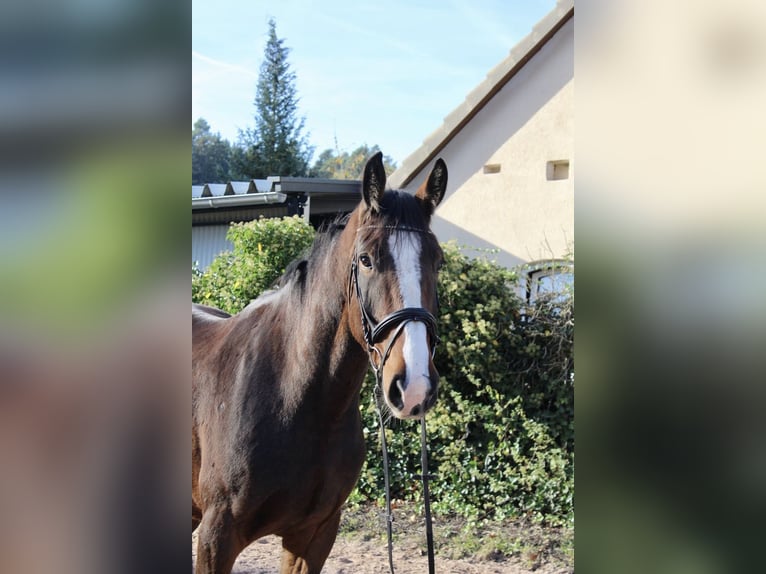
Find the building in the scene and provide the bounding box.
[193,0,574,295]
[192,177,360,270]
[389,0,574,274]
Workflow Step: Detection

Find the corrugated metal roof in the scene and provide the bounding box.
[226,181,250,195]
[192,177,361,221]
[252,179,270,192]
[192,179,274,198]
[193,178,360,202]
[202,183,227,197]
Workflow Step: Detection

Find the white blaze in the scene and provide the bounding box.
[388,233,431,414]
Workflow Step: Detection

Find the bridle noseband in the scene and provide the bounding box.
[352,259,440,374]
[350,227,440,376]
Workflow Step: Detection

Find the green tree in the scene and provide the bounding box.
[233,19,313,179]
[310,144,397,179]
[192,118,232,184]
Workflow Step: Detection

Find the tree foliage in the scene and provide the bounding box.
[192,118,232,184]
[310,144,397,179]
[232,19,313,179]
[192,222,574,526]
[192,216,315,314]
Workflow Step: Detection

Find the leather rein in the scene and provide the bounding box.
[350,225,439,574]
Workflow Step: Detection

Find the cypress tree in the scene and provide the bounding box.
[234,19,313,178]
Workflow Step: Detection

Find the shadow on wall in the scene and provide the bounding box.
[420,17,574,197]
[432,215,527,269]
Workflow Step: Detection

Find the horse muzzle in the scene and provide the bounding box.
[378,319,439,419]
[385,370,438,419]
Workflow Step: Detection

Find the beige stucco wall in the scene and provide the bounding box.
[402,18,573,268]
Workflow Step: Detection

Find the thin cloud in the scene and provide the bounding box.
[192,51,259,79]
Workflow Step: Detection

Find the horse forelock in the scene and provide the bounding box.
[356,191,441,274]
[361,190,427,230]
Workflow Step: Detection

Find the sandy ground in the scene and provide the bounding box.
[192,524,573,574]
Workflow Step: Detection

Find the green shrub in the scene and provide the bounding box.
[351,243,573,526]
[192,224,574,526]
[192,216,315,314]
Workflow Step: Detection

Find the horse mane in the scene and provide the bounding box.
[272,213,351,296]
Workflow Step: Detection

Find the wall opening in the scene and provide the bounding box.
[546,160,570,181]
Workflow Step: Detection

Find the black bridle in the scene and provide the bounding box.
[351,259,439,371]
[350,227,439,574]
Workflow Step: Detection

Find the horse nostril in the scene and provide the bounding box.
[410,404,421,417]
[425,385,438,409]
[387,374,405,410]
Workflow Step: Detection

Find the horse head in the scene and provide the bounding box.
[351,152,447,419]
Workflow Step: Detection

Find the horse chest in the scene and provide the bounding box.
[289,414,365,487]
[257,415,365,526]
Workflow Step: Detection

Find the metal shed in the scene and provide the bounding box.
[192,177,362,270]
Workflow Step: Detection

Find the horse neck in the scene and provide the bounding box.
[280,211,369,418]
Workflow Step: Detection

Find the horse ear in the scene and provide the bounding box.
[362,151,386,213]
[415,158,447,217]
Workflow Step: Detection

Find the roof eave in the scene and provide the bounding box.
[191,192,287,210]
[388,1,574,189]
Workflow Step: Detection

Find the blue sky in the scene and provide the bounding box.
[192,0,556,166]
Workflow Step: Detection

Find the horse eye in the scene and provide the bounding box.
[359,254,373,269]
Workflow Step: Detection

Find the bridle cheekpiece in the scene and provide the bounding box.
[350,225,440,376]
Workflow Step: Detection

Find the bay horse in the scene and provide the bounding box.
[192,152,447,574]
